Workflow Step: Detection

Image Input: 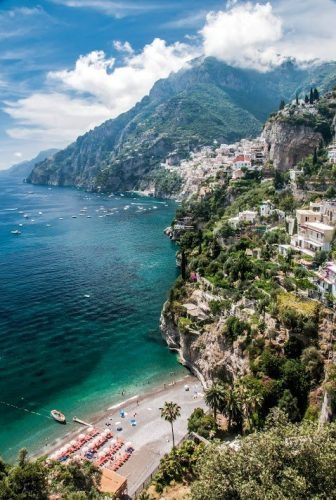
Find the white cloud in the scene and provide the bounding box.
[3,0,336,167]
[161,10,207,29]
[48,38,197,115]
[201,2,284,71]
[113,40,134,54]
[14,152,22,158]
[50,0,159,17]
[4,93,112,145]
[4,38,197,147]
[274,0,336,62]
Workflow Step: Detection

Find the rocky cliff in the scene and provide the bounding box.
[262,120,323,170]
[263,92,336,170]
[160,282,252,387]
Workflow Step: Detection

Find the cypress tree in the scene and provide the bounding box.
[279,99,286,111]
[313,147,318,165]
[309,88,314,104]
[296,93,299,105]
[198,229,203,255]
[304,94,309,104]
[313,88,320,101]
[181,250,187,280]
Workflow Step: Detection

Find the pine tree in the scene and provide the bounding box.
[313,88,320,101]
[309,88,314,104]
[279,99,286,110]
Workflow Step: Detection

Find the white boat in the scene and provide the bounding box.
[51,409,66,424]
[11,230,21,235]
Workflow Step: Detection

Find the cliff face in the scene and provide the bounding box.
[160,283,251,387]
[263,120,323,170]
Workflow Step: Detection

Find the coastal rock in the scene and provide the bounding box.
[160,300,249,387]
[262,119,323,170]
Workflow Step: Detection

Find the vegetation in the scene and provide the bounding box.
[0,449,102,499]
[191,412,336,499]
[160,401,181,448]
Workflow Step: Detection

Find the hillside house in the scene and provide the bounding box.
[259,200,274,217]
[232,154,252,170]
[327,143,336,164]
[291,221,334,254]
[315,261,336,299]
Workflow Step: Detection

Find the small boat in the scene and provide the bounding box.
[51,409,66,424]
[11,229,21,235]
[72,215,77,218]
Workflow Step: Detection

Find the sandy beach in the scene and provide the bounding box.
[37,374,206,496]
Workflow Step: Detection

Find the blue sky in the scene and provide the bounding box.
[1,0,336,169]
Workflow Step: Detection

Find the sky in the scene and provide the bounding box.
[0,0,336,169]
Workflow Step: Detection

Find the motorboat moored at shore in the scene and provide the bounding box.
[51,409,66,424]
[10,230,21,235]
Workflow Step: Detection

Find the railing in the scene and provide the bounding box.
[130,433,204,499]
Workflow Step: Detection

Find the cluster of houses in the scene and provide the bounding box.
[225,198,336,303]
[163,138,266,200]
[227,200,285,229]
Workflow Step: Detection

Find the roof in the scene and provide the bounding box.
[233,154,251,163]
[100,468,127,495]
[304,221,335,233]
[296,209,318,216]
[240,210,257,216]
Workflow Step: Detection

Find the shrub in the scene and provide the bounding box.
[223,317,251,341]
[187,408,217,439]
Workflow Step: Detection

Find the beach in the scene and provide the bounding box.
[38,374,206,496]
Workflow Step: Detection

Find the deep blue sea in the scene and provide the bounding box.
[0,173,185,461]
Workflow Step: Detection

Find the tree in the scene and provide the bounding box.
[313,88,320,101]
[313,147,318,165]
[198,229,203,255]
[278,389,300,422]
[235,379,263,431]
[160,401,181,448]
[296,93,299,105]
[279,99,286,110]
[304,94,309,104]
[191,415,336,500]
[187,408,217,439]
[309,87,314,104]
[301,347,324,386]
[204,381,226,421]
[181,250,187,281]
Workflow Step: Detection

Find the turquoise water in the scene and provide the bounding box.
[0,174,185,461]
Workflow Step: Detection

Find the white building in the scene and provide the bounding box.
[327,143,336,164]
[259,200,274,218]
[291,221,335,255]
[315,261,336,298]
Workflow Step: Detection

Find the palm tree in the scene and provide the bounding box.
[204,381,226,421]
[235,382,263,432]
[160,401,181,448]
[225,386,242,431]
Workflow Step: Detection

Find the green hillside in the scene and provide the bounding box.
[28,57,336,192]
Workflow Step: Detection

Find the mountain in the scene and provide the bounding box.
[4,149,59,179]
[28,57,336,192]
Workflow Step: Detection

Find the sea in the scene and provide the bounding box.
[0,172,186,462]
